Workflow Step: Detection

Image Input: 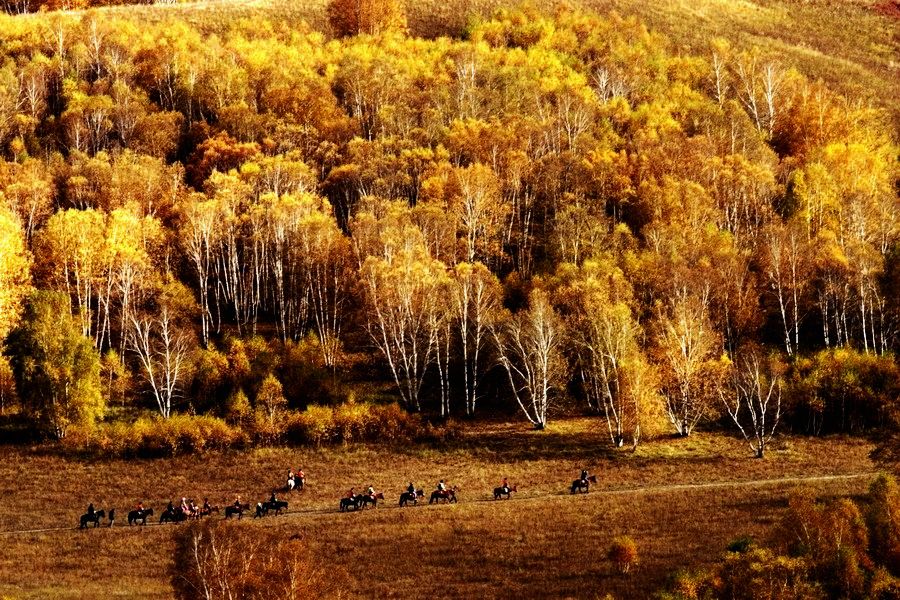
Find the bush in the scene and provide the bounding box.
[786,349,900,435]
[286,400,455,445]
[171,520,340,600]
[727,535,755,554]
[60,401,456,456]
[62,415,243,457]
[608,536,639,575]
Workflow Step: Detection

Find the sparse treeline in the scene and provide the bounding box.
[0,5,897,451]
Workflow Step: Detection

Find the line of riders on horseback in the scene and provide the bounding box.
[79,467,597,527]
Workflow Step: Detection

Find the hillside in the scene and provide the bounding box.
[0,423,880,598]
[0,0,898,597]
[8,0,897,126]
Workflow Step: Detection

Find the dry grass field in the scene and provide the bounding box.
[0,419,880,598]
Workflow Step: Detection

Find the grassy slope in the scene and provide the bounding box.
[0,419,878,598]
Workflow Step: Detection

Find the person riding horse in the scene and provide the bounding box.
[407,482,416,497]
[367,485,375,498]
[87,503,95,517]
[437,480,446,492]
[580,469,588,484]
[501,477,509,494]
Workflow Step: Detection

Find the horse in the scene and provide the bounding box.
[429,486,458,505]
[570,475,597,494]
[399,489,424,507]
[225,503,250,519]
[286,474,305,492]
[255,500,289,518]
[160,507,188,524]
[358,492,384,509]
[493,485,517,500]
[128,508,153,526]
[79,509,105,529]
[339,495,361,512]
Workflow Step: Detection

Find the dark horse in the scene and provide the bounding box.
[160,507,188,523]
[255,500,289,518]
[570,475,597,494]
[358,492,384,509]
[79,509,105,529]
[493,485,517,500]
[399,489,424,507]
[225,503,250,519]
[429,487,458,505]
[340,495,361,512]
[128,508,153,526]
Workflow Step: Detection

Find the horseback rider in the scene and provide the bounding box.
[347,487,355,499]
[367,485,375,498]
[407,482,416,497]
[202,498,211,514]
[181,497,190,516]
[296,468,305,487]
[167,500,175,514]
[87,503,95,517]
[136,501,144,512]
[270,490,277,504]
[580,469,588,483]
[501,477,509,494]
[233,496,242,509]
[437,479,446,493]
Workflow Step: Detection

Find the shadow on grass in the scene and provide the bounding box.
[441,425,619,462]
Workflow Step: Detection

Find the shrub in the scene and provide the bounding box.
[224,388,251,425]
[786,349,900,435]
[726,536,755,554]
[866,474,900,574]
[286,400,454,445]
[171,520,339,600]
[608,536,639,574]
[61,415,243,457]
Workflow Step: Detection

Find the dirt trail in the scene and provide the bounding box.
[0,471,876,536]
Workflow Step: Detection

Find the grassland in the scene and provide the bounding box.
[0,419,880,598]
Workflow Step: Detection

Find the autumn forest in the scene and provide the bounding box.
[0,0,899,597]
[0,0,897,456]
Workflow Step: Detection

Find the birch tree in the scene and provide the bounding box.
[720,352,783,458]
[452,261,501,416]
[493,289,565,429]
[358,217,449,411]
[653,288,725,437]
[127,281,195,419]
[559,260,655,448]
[0,204,31,341]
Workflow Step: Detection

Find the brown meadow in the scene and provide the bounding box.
[0,419,879,598]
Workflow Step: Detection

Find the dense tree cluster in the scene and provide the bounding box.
[0,5,896,446]
[662,475,900,598]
